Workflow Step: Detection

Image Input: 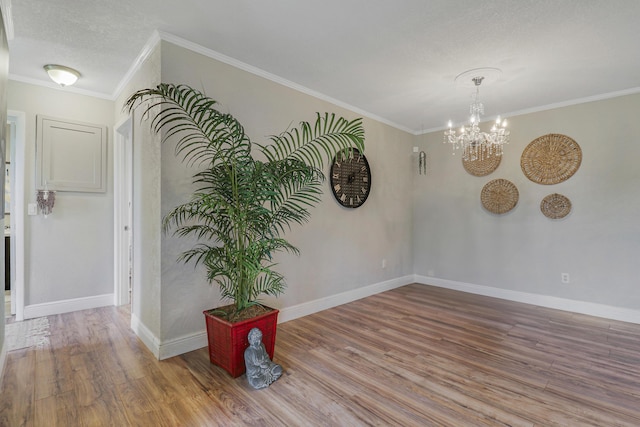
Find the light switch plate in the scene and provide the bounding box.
[28,203,37,215]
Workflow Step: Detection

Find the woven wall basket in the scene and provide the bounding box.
[521,133,582,185]
[481,179,519,214]
[462,146,501,176]
[540,193,572,219]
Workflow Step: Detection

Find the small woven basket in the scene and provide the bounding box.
[481,179,519,214]
[540,193,572,219]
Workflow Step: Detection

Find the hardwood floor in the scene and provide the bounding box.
[1,283,639,426]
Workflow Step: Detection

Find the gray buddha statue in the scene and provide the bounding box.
[244,327,283,389]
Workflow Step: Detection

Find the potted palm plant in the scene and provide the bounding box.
[125,84,365,377]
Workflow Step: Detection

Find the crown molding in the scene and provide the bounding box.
[155,31,414,134]
[420,86,640,135]
[111,30,162,101]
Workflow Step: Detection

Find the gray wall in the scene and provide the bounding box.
[413,93,640,310]
[3,32,638,361]
[114,43,162,342]
[158,40,415,343]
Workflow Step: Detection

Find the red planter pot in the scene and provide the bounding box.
[203,307,279,378]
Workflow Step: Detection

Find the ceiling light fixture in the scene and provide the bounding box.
[43,64,81,87]
[444,72,509,161]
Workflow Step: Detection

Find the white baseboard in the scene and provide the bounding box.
[155,275,414,360]
[158,330,207,360]
[23,293,114,319]
[131,313,161,359]
[148,274,640,360]
[278,275,414,323]
[415,275,640,325]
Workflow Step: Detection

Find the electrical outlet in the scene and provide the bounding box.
[382,259,387,269]
[561,273,570,284]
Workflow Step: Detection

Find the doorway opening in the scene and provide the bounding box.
[114,117,133,308]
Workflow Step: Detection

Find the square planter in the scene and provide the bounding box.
[203,306,279,378]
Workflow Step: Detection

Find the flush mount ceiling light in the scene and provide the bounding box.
[444,68,510,161]
[43,64,81,87]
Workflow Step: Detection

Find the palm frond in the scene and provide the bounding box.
[259,112,365,169]
[125,84,252,167]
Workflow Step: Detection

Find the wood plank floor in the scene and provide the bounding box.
[1,283,639,426]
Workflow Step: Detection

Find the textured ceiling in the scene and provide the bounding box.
[5,0,640,133]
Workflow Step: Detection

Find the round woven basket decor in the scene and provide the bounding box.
[462,146,502,176]
[480,179,519,214]
[540,193,572,219]
[521,134,582,185]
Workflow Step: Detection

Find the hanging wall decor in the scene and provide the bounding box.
[521,133,582,185]
[540,193,572,219]
[418,151,427,175]
[36,188,56,217]
[330,147,371,208]
[462,145,501,176]
[480,179,519,214]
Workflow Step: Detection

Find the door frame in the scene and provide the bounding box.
[7,110,25,321]
[114,116,133,306]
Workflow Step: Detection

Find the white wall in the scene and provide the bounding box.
[7,82,115,314]
[413,93,640,311]
[157,40,415,347]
